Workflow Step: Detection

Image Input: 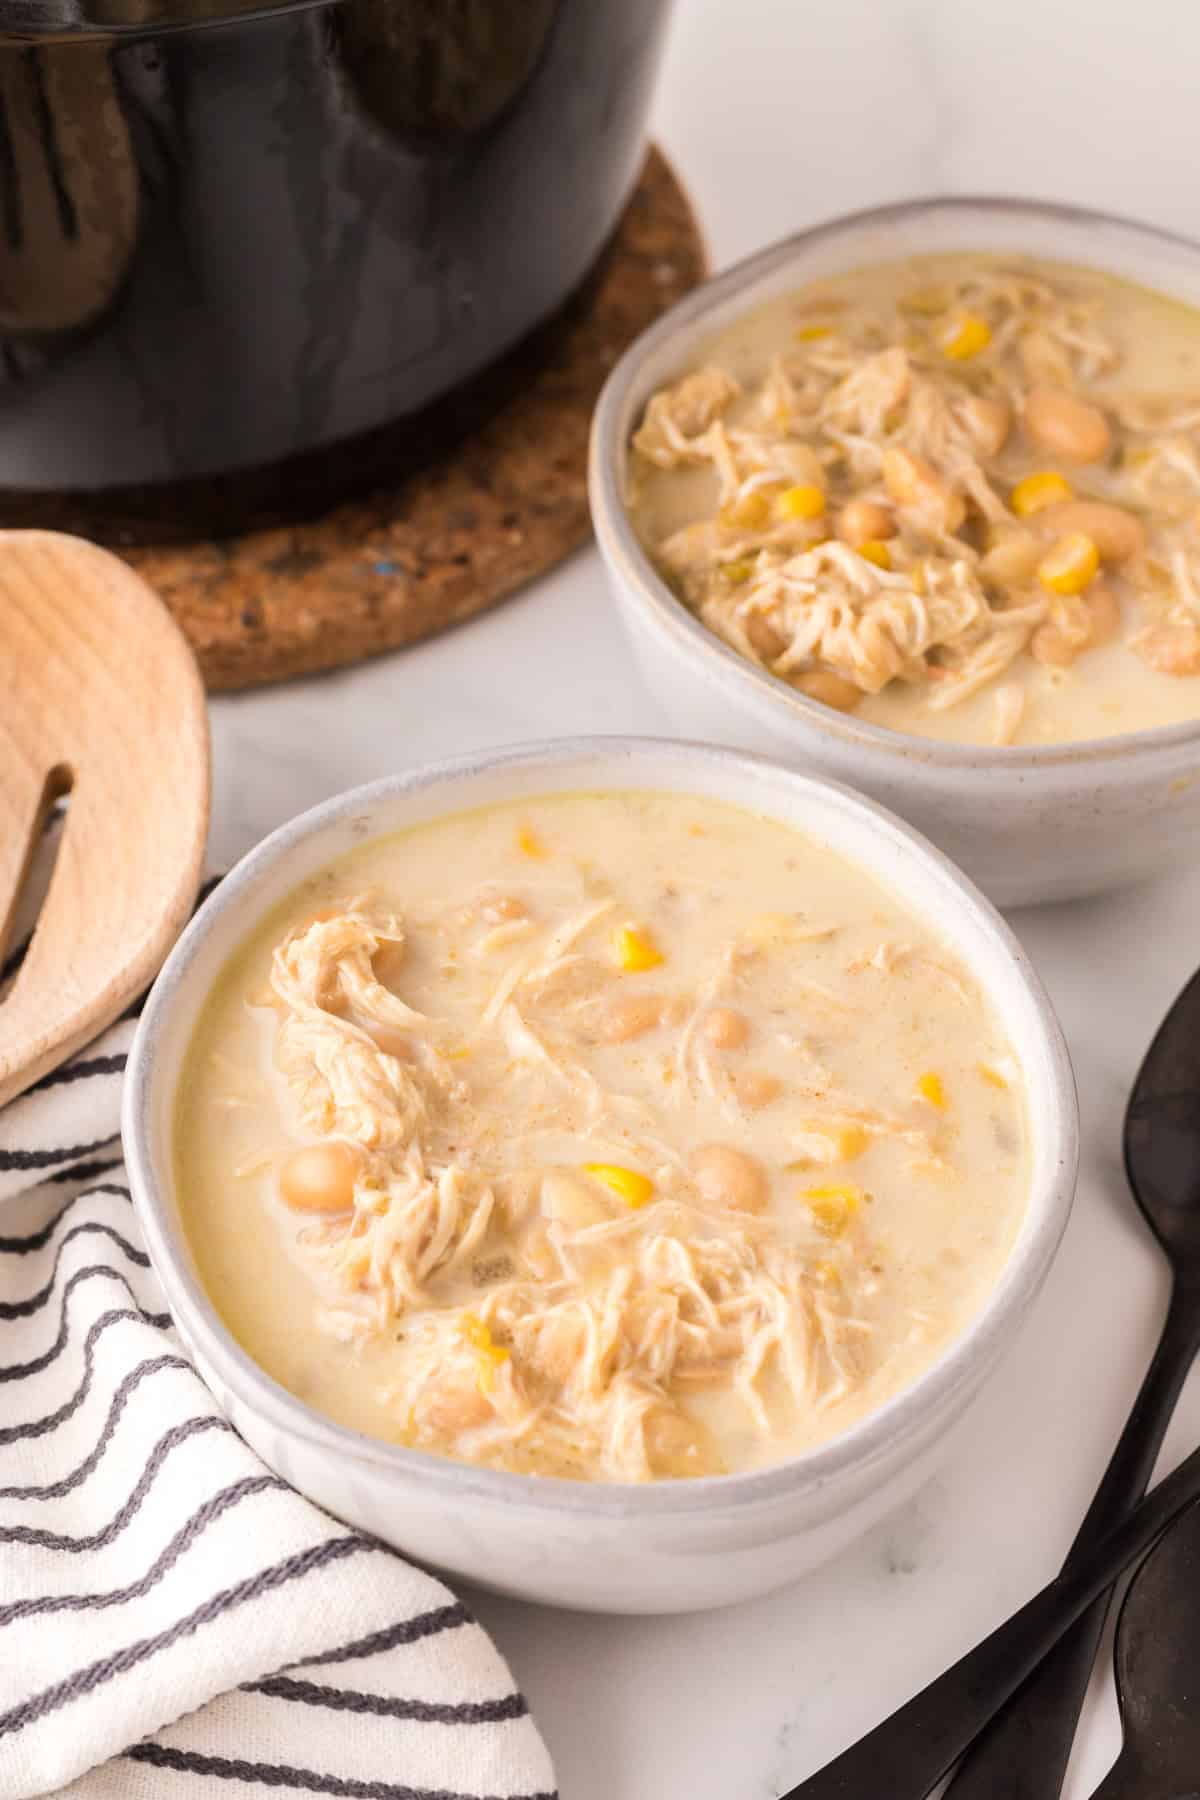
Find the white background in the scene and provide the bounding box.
[205,3,1200,1792]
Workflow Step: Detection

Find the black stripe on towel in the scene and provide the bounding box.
[246,1675,527,1726]
[0,1354,196,1480]
[0,1313,175,1444]
[0,1474,289,1624]
[0,1537,368,1734]
[47,1157,124,1186]
[125,1743,557,1800]
[299,1606,471,1667]
[0,1225,149,1319]
[0,1198,80,1256]
[0,1416,232,1548]
[0,1134,120,1174]
[34,1053,128,1093]
[0,1186,130,1256]
[0,1266,167,1384]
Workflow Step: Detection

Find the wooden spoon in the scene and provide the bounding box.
[0,530,209,1106]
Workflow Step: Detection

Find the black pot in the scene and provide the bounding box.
[0,0,673,539]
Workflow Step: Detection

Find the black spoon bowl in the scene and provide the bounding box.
[1092,1495,1200,1799]
[783,961,1200,1800]
[938,962,1200,1800]
[780,1442,1200,1798]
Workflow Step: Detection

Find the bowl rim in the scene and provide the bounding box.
[123,734,1079,1519]
[589,192,1200,774]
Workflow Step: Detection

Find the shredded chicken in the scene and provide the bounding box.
[268,904,493,1326]
[246,857,1015,1483]
[629,255,1200,740]
[632,366,742,467]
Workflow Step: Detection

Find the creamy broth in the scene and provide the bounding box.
[177,792,1029,1482]
[628,253,1200,746]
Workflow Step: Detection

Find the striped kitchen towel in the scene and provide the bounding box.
[0,852,557,1800]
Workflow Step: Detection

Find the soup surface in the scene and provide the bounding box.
[177,791,1029,1482]
[628,253,1200,746]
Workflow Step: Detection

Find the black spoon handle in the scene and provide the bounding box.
[943,1284,1200,1800]
[780,1434,1200,1799]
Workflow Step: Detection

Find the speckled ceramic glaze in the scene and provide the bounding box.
[589,198,1200,907]
[123,739,1078,1613]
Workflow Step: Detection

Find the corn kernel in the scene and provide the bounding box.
[858,539,893,570]
[517,825,547,859]
[796,323,831,342]
[916,1071,947,1110]
[1010,471,1074,517]
[786,1124,870,1168]
[1038,532,1100,597]
[462,1312,506,1356]
[777,483,826,521]
[614,925,664,972]
[720,558,754,585]
[584,1163,655,1209]
[804,1184,864,1236]
[461,1312,509,1391]
[938,310,992,360]
[909,560,928,597]
[978,1063,1009,1090]
[720,490,772,531]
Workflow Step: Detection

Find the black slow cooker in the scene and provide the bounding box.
[0,0,673,538]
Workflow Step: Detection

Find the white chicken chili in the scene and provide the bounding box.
[627,252,1200,746]
[176,791,1029,1482]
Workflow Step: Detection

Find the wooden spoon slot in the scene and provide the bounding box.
[0,761,73,997]
[0,529,208,1108]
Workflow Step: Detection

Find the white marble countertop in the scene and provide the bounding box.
[206,0,1200,1791]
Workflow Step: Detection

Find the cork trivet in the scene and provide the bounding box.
[125,147,706,692]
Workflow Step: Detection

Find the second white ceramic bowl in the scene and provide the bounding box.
[590,197,1200,907]
[124,738,1077,1613]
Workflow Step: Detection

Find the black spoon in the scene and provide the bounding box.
[781,962,1200,1799]
[780,1443,1200,1798]
[1091,1496,1200,1798]
[939,961,1200,1800]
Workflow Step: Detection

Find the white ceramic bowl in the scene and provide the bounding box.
[124,738,1077,1613]
[590,197,1200,907]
